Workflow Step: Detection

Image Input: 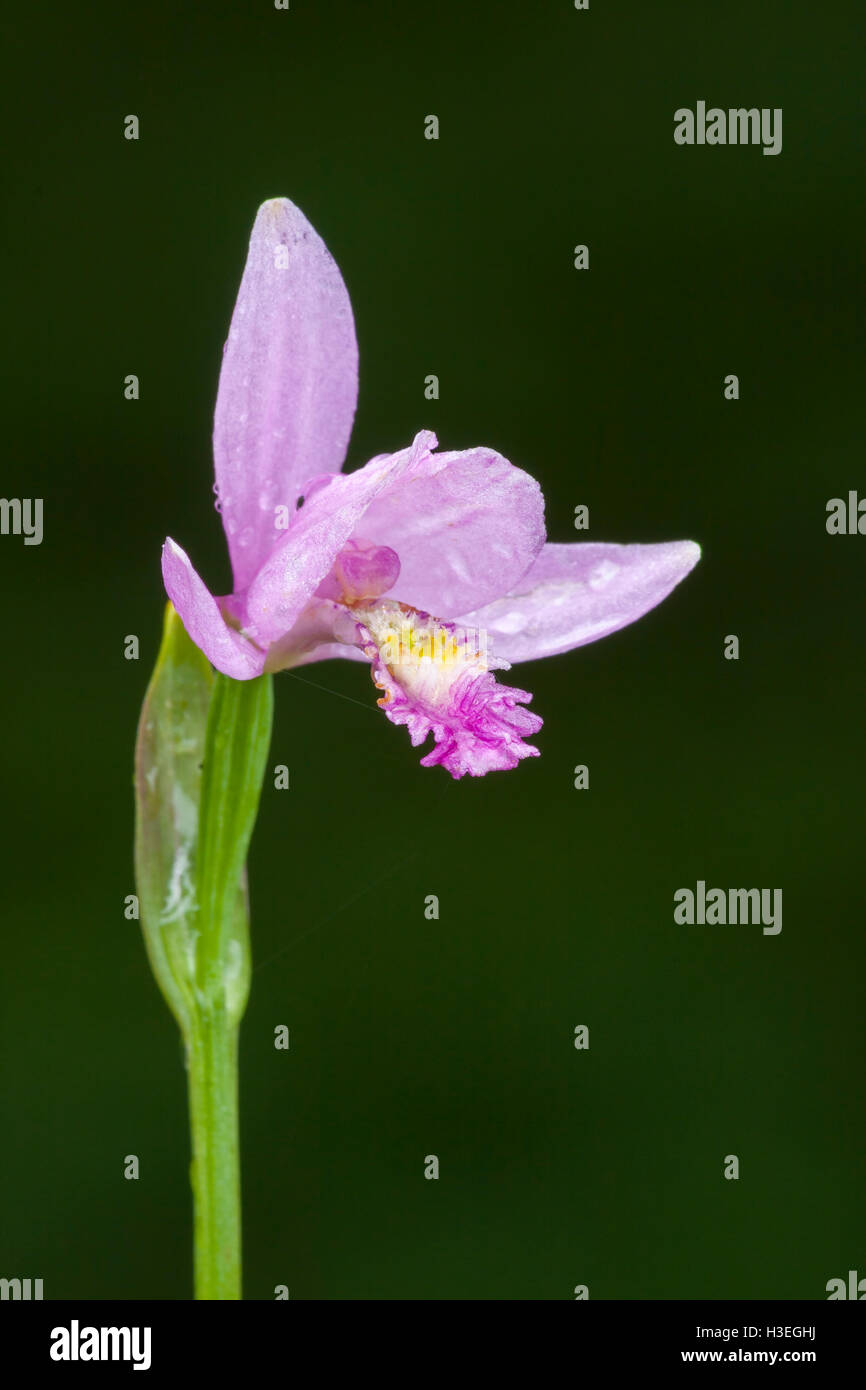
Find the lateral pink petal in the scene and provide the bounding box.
[213,198,358,591]
[358,446,546,617]
[161,539,266,679]
[456,540,701,664]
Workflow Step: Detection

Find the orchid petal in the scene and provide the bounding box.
[244,431,438,646]
[213,198,358,591]
[457,540,701,664]
[358,446,546,617]
[161,539,266,680]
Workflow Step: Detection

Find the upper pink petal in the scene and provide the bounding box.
[456,540,701,664]
[213,198,358,591]
[358,445,546,617]
[162,538,266,679]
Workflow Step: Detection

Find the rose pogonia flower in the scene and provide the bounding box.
[163,198,699,778]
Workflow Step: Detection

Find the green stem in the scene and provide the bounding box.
[187,1011,242,1300]
[134,611,273,1300]
[186,669,273,1300]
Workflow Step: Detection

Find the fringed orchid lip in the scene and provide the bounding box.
[161,196,701,777]
[349,599,542,779]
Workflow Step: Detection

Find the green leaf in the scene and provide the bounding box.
[134,603,213,1033]
[134,604,273,1031]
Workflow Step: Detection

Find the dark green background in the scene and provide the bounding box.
[1,0,863,1299]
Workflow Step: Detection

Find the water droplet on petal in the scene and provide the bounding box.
[588,560,619,590]
[237,525,254,549]
[257,478,278,511]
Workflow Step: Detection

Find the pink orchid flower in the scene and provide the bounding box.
[163,198,699,778]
